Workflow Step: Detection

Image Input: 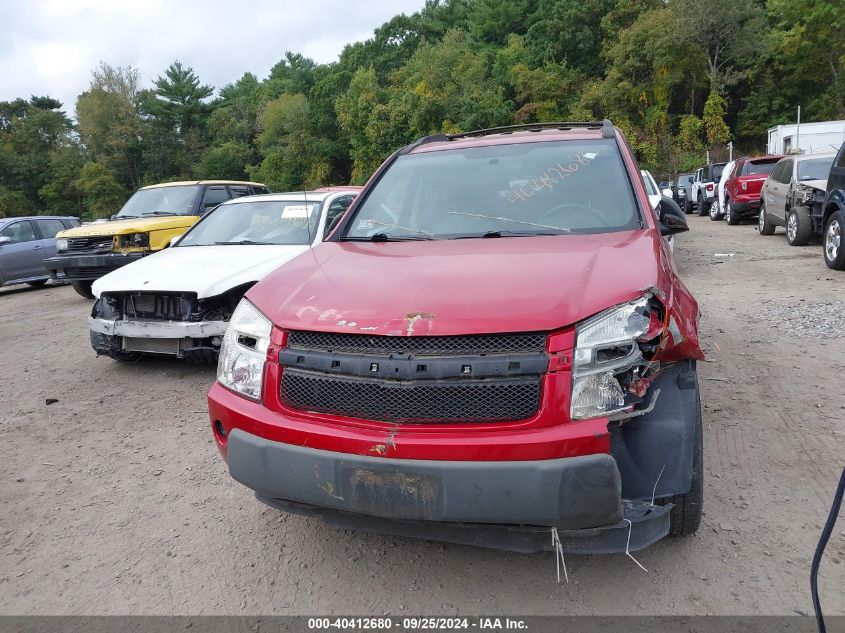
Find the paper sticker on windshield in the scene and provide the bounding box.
[281,205,313,219]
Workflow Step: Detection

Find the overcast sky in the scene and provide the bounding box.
[0,0,426,114]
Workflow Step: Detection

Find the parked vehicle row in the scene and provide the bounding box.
[47,180,271,298]
[0,216,80,288]
[686,139,845,271]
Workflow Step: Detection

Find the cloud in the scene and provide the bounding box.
[0,0,425,113]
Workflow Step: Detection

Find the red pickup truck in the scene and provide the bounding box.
[208,120,704,554]
[724,155,783,225]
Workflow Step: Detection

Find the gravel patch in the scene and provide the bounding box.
[758,300,845,338]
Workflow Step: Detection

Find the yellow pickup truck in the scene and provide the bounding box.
[46,180,270,297]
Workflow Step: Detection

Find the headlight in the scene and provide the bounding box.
[121,232,149,248]
[217,299,272,401]
[571,296,657,420]
[796,186,821,206]
[56,238,68,251]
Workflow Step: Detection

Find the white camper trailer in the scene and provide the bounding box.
[767,120,845,155]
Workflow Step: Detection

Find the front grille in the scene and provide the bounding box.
[280,368,540,423]
[286,331,546,356]
[120,293,195,321]
[66,236,113,252]
[123,337,181,355]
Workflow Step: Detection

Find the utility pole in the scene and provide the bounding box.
[728,141,733,161]
[706,149,710,165]
[796,105,801,153]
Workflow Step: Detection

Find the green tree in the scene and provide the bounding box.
[251,94,333,190]
[75,162,127,219]
[76,63,143,190]
[525,0,615,76]
[141,61,213,180]
[674,0,763,93]
[196,141,252,180]
[703,91,730,146]
[0,187,37,218]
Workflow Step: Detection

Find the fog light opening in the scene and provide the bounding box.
[214,420,228,439]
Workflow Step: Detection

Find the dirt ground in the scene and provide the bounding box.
[1,214,844,616]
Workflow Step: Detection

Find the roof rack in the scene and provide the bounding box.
[448,120,615,140]
[400,120,615,154]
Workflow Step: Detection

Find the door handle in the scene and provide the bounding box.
[33,244,43,249]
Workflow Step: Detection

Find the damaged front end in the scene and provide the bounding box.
[89,286,252,361]
[570,292,694,422]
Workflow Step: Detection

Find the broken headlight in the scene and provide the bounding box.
[217,299,272,401]
[795,185,823,206]
[121,232,149,248]
[570,295,658,420]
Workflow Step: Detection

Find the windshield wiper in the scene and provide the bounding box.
[345,232,434,242]
[479,230,565,238]
[142,211,180,216]
[213,240,274,245]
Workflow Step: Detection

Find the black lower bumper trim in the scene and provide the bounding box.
[257,495,671,554]
[45,252,145,281]
[227,429,624,529]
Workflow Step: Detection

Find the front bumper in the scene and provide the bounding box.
[210,361,698,553]
[45,252,145,281]
[226,428,671,553]
[88,316,228,339]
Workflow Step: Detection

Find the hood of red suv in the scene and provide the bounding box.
[246,229,662,336]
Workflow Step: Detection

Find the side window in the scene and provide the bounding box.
[229,186,251,199]
[252,186,270,195]
[779,161,793,183]
[0,220,37,244]
[835,144,845,168]
[35,218,67,239]
[63,218,80,228]
[324,196,354,238]
[202,186,230,211]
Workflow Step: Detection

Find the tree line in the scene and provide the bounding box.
[1,0,841,219]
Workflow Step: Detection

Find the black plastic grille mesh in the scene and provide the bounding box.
[286,330,546,356]
[280,368,540,423]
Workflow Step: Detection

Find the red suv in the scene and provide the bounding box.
[208,121,704,554]
[724,155,783,225]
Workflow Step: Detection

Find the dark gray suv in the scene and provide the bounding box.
[0,216,79,288]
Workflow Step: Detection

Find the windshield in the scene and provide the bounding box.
[177,199,322,246]
[798,157,834,181]
[744,160,779,176]
[343,140,640,240]
[116,185,202,218]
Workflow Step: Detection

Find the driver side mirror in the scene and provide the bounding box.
[657,196,689,236]
[0,236,10,246]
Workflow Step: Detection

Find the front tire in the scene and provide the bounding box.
[71,280,94,298]
[786,207,812,246]
[757,202,775,234]
[697,194,709,216]
[684,199,693,215]
[824,210,845,270]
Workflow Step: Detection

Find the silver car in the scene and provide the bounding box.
[759,153,836,246]
[0,216,80,288]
